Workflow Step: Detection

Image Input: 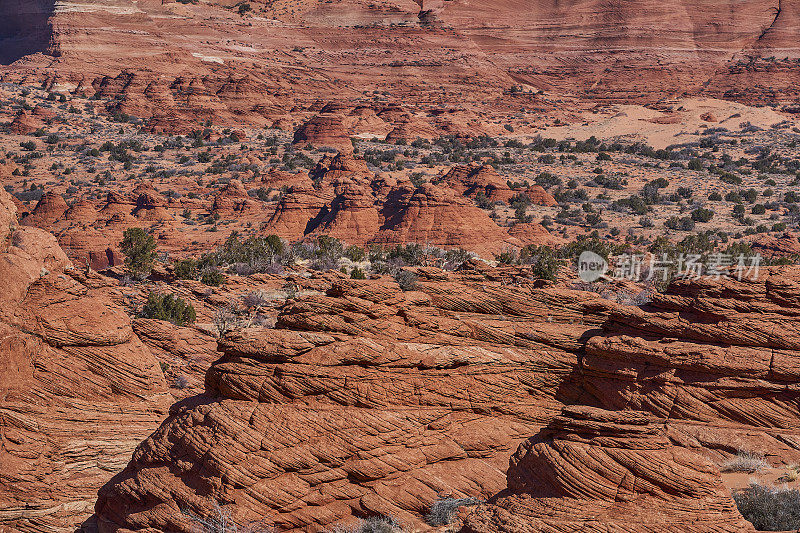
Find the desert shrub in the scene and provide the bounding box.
[587,169,628,191]
[425,497,483,526]
[719,172,742,185]
[333,515,402,533]
[388,243,426,266]
[513,203,532,223]
[612,195,648,215]
[141,292,196,326]
[350,267,367,279]
[665,216,696,231]
[201,269,225,286]
[708,191,722,201]
[743,188,759,203]
[174,258,198,280]
[676,186,693,199]
[720,450,768,473]
[752,204,766,215]
[170,374,189,389]
[201,232,285,271]
[646,177,669,189]
[213,306,239,337]
[310,257,338,271]
[641,183,662,204]
[345,245,366,262]
[443,248,472,269]
[183,501,270,533]
[120,227,157,279]
[733,483,800,531]
[585,211,602,226]
[558,236,625,262]
[394,270,418,291]
[242,290,270,310]
[726,191,743,203]
[691,208,714,223]
[314,235,344,260]
[520,245,560,281]
[495,250,518,265]
[474,191,493,209]
[688,158,705,171]
[783,465,800,483]
[535,172,561,188]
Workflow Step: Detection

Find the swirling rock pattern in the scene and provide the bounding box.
[95,264,800,532]
[583,267,800,457]
[0,189,171,533]
[461,406,755,532]
[95,269,605,532]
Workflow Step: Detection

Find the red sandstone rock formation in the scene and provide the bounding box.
[311,152,372,187]
[384,115,438,143]
[211,179,260,216]
[132,317,220,399]
[752,231,800,257]
[132,186,174,222]
[98,191,137,226]
[440,165,557,207]
[0,188,171,532]
[582,268,800,457]
[293,113,353,150]
[523,185,557,207]
[309,185,382,244]
[343,105,394,139]
[442,164,516,203]
[20,191,68,227]
[57,226,123,271]
[7,109,44,135]
[0,185,19,240]
[264,186,334,239]
[261,168,314,189]
[506,221,562,247]
[94,263,800,532]
[373,183,514,254]
[63,198,99,225]
[94,269,604,532]
[461,406,755,532]
[3,0,799,132]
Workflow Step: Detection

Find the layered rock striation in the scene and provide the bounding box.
[461,406,756,532]
[95,268,605,531]
[0,188,171,532]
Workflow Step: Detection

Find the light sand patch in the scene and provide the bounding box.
[54,2,143,15]
[191,53,225,64]
[541,98,797,149]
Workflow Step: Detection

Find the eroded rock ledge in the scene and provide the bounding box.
[95,265,800,532]
[0,189,171,532]
[461,406,755,532]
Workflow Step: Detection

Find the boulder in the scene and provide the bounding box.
[461,406,755,532]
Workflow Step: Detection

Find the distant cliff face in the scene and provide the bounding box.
[434,0,799,100]
[0,0,797,124]
[0,0,56,64]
